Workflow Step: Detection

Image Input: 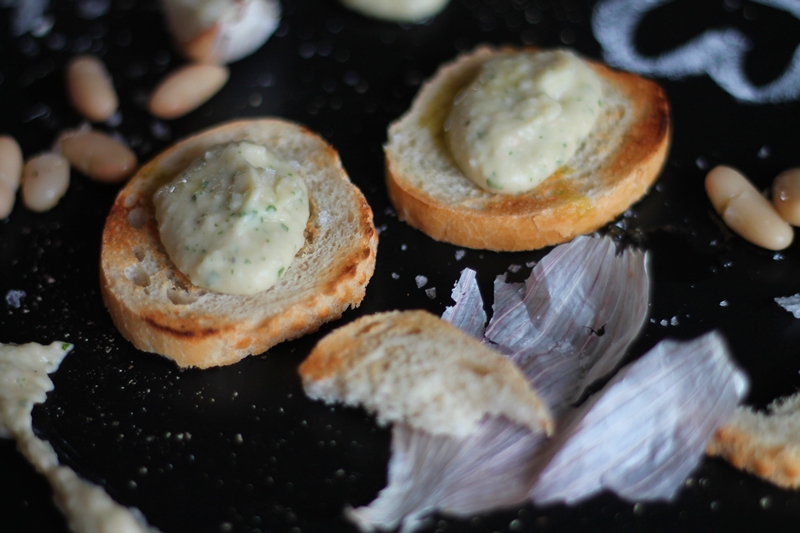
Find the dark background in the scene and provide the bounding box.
[3,0,800,531]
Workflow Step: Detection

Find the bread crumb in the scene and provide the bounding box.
[5,290,25,308]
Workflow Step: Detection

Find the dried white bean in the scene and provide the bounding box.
[66,55,118,122]
[22,153,70,212]
[705,165,793,251]
[148,64,229,119]
[0,135,23,218]
[772,168,800,227]
[57,129,137,183]
[0,135,23,189]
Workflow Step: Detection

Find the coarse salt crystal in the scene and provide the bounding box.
[775,294,800,318]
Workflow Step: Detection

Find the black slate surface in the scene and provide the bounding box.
[3,0,800,532]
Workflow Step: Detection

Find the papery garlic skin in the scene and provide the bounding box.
[484,235,650,417]
[160,0,280,64]
[347,418,545,533]
[530,331,748,504]
[442,268,486,339]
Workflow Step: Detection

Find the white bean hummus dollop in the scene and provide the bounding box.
[340,0,449,22]
[154,141,310,295]
[446,49,603,194]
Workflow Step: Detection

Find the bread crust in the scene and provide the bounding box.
[100,119,377,368]
[707,425,800,489]
[385,47,671,251]
[706,398,800,489]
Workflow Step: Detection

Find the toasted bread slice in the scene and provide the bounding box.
[299,310,553,438]
[385,46,670,251]
[100,119,377,368]
[707,393,800,489]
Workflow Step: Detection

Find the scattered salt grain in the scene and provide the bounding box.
[391,273,399,280]
[249,93,262,107]
[508,264,521,273]
[106,111,122,127]
[455,249,466,261]
[5,290,25,308]
[719,300,729,307]
[316,210,332,226]
[150,120,170,140]
[298,42,315,59]
[425,287,436,299]
[775,294,800,318]
[415,275,427,288]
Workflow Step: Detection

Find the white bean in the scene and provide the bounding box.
[148,63,229,119]
[705,165,793,251]
[0,135,23,189]
[22,153,70,212]
[0,135,23,218]
[66,55,119,122]
[57,129,137,183]
[772,168,800,227]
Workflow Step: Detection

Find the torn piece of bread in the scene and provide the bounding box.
[160,0,280,64]
[707,392,800,489]
[299,310,553,438]
[100,119,377,369]
[385,46,670,251]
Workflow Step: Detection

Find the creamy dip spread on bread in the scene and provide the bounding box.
[154,141,309,295]
[0,342,158,533]
[446,49,602,194]
[340,0,449,21]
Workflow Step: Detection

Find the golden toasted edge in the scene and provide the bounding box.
[385,47,671,251]
[100,118,378,368]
